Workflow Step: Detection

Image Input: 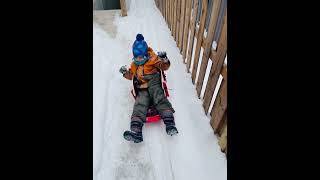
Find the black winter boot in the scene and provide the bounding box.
[123,117,144,143]
[123,130,143,143]
[166,125,178,136]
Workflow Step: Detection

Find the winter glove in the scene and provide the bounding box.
[157,51,169,63]
[157,51,167,59]
[119,65,128,75]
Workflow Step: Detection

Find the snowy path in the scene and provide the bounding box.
[93,1,227,180]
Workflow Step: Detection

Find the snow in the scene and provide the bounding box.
[204,30,208,38]
[184,29,192,63]
[224,54,227,64]
[200,59,213,99]
[208,74,224,116]
[93,1,227,180]
[212,41,217,50]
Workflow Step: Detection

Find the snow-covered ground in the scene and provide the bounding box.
[93,0,227,180]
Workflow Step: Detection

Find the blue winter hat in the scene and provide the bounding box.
[132,34,148,58]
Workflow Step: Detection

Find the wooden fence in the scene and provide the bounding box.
[120,0,127,16]
[155,0,227,155]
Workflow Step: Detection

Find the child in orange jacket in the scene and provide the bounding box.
[119,34,178,143]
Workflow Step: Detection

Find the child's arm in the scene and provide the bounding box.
[154,51,171,71]
[154,58,170,71]
[123,69,133,80]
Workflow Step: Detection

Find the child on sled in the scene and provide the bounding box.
[119,34,178,143]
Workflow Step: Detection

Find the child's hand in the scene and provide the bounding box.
[161,57,169,63]
[119,65,128,75]
[157,51,167,59]
[158,51,170,63]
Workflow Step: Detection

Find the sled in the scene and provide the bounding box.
[131,70,169,123]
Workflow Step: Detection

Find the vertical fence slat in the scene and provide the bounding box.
[173,0,177,39]
[164,0,168,25]
[218,125,227,152]
[182,0,193,60]
[169,0,171,28]
[196,0,223,97]
[163,0,165,16]
[175,0,181,44]
[178,0,186,51]
[215,111,227,136]
[120,0,127,16]
[163,0,165,21]
[166,0,170,28]
[203,11,227,113]
[172,0,174,35]
[160,0,163,16]
[165,0,167,24]
[186,0,200,72]
[171,0,173,33]
[210,77,227,130]
[191,0,208,84]
[210,63,227,116]
[166,0,169,28]
[168,0,170,26]
[169,0,171,29]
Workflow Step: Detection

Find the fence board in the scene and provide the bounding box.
[203,12,227,113]
[186,0,200,72]
[182,0,193,60]
[210,77,227,130]
[173,0,177,38]
[215,112,227,136]
[170,0,172,30]
[191,0,208,84]
[166,0,168,25]
[178,0,186,51]
[218,126,227,152]
[196,0,223,97]
[175,0,181,43]
[120,0,127,16]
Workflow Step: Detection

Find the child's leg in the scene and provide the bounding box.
[130,89,150,133]
[148,85,178,135]
[124,90,150,143]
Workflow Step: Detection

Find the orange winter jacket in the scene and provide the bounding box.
[123,47,170,88]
